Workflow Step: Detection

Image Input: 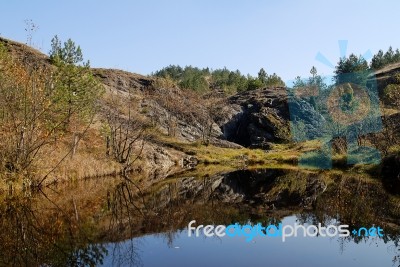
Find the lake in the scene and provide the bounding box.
[1,168,399,266]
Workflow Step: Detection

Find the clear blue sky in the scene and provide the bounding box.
[1,0,400,81]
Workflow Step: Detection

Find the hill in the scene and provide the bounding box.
[0,37,294,187]
[1,36,399,189]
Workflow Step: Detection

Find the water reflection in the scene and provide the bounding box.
[0,168,399,266]
[100,215,400,267]
[0,193,106,266]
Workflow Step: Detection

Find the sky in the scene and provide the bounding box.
[1,0,400,81]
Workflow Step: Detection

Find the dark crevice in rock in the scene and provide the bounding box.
[217,87,291,148]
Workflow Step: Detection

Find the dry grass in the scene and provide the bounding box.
[148,131,322,170]
[34,124,123,185]
[264,140,321,162]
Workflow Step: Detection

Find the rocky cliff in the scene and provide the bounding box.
[92,69,296,150]
[215,87,291,148]
[0,37,308,181]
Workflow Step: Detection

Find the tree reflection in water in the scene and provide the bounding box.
[1,168,400,266]
[0,193,106,266]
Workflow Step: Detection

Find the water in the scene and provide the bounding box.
[1,168,399,266]
[101,216,398,267]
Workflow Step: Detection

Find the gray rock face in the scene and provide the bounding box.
[93,68,153,93]
[94,67,325,151]
[214,87,330,148]
[216,87,291,148]
[286,97,327,141]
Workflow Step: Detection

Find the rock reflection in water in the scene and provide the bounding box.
[0,168,400,266]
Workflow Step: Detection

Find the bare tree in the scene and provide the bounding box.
[104,92,146,174]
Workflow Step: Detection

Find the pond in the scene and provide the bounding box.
[1,168,399,266]
[100,215,398,267]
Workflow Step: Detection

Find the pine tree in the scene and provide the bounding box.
[49,36,103,125]
[371,50,384,70]
[334,54,369,85]
[310,66,317,78]
[258,68,267,85]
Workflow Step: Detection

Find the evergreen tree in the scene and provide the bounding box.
[153,65,284,93]
[371,50,384,70]
[49,36,103,125]
[334,54,369,85]
[247,76,264,90]
[258,68,267,85]
[370,46,400,70]
[384,46,395,65]
[310,66,317,78]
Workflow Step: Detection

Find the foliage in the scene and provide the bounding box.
[383,73,400,108]
[264,72,285,87]
[258,68,267,84]
[153,65,284,94]
[292,67,328,111]
[0,36,103,182]
[211,67,248,93]
[370,46,400,70]
[49,36,103,124]
[247,75,264,90]
[50,35,84,65]
[0,43,57,175]
[334,54,369,85]
[179,66,209,92]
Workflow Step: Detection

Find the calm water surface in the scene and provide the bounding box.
[101,215,398,267]
[1,168,399,266]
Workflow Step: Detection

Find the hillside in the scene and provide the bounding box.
[1,36,400,190]
[0,37,296,187]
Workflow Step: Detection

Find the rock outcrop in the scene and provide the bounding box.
[0,37,309,179]
[215,87,291,148]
